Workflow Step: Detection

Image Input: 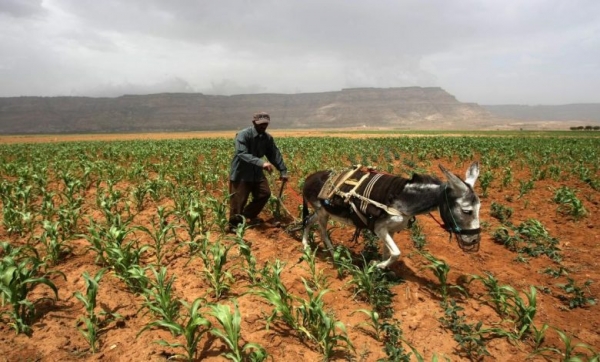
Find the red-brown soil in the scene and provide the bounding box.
[0,132,598,362]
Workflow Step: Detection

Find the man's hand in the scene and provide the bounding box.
[262,162,274,173]
[280,175,289,182]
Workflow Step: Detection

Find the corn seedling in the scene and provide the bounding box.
[360,229,382,263]
[199,238,235,299]
[139,265,181,325]
[517,179,534,199]
[553,185,588,220]
[136,206,178,265]
[469,272,513,317]
[529,323,550,352]
[409,219,427,250]
[177,199,210,248]
[345,258,394,318]
[331,244,354,279]
[229,225,259,283]
[506,285,538,340]
[529,327,600,361]
[130,183,149,211]
[540,265,569,278]
[73,269,113,353]
[0,248,65,335]
[351,308,382,341]
[295,279,354,359]
[300,247,331,290]
[138,297,212,362]
[251,260,299,331]
[98,222,150,292]
[209,300,268,362]
[57,204,83,239]
[178,229,211,267]
[38,220,73,265]
[501,167,513,188]
[421,252,466,302]
[206,194,230,234]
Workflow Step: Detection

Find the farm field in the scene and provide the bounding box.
[1,131,599,361]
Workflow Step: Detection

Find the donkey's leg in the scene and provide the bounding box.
[316,210,335,256]
[301,212,318,249]
[373,225,401,269]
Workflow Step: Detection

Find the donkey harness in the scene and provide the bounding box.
[317,165,405,229]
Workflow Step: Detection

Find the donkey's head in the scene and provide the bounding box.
[438,161,481,252]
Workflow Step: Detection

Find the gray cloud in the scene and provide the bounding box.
[1,0,599,104]
[0,0,45,18]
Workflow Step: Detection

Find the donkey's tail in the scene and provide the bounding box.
[302,195,309,228]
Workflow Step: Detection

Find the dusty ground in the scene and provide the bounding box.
[0,132,599,361]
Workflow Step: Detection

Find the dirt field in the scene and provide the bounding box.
[0,132,598,361]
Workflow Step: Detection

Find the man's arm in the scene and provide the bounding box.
[265,137,288,179]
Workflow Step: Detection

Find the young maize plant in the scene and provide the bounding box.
[552,185,588,220]
[468,273,515,317]
[38,220,73,265]
[177,198,210,253]
[420,252,466,302]
[139,266,181,325]
[345,257,394,318]
[295,279,354,359]
[206,194,230,234]
[228,222,259,283]
[199,237,235,299]
[331,244,354,279]
[500,285,538,340]
[350,308,382,341]
[99,222,150,292]
[208,301,268,362]
[0,242,65,336]
[136,206,178,265]
[478,170,494,197]
[529,327,600,361]
[300,247,331,291]
[138,297,212,362]
[73,269,110,353]
[250,260,305,333]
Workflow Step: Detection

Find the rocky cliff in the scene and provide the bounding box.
[0,87,493,134]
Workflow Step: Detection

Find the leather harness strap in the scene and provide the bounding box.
[360,173,384,213]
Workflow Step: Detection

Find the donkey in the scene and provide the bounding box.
[301,162,481,269]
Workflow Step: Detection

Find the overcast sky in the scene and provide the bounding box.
[1,0,599,105]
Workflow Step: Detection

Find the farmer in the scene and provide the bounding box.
[228,112,288,231]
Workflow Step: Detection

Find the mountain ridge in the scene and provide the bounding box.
[0,87,596,134]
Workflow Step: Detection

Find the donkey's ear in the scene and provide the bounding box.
[464,161,480,188]
[439,164,468,193]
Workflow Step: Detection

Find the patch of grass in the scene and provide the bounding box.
[492,219,561,262]
[556,278,597,309]
[489,201,513,224]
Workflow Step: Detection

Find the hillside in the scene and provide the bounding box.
[2,88,599,134]
[0,87,494,134]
